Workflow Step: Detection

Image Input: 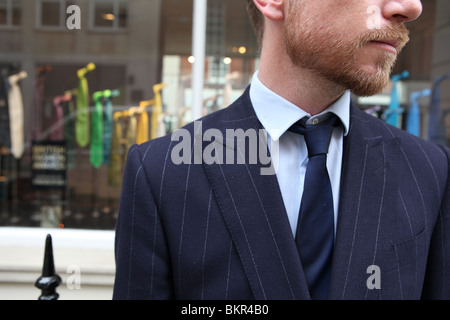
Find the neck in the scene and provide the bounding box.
[257,29,346,116]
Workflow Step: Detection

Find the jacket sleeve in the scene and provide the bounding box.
[422,145,450,300]
[113,144,174,300]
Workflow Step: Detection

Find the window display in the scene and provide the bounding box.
[0,0,448,232]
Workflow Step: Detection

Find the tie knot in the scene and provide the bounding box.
[289,114,339,157]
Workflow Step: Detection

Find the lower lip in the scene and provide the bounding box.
[368,41,398,54]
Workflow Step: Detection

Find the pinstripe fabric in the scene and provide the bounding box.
[330,104,450,300]
[114,87,450,300]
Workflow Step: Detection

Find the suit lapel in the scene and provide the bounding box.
[202,90,310,300]
[329,103,401,299]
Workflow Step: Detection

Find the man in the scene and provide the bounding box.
[113,0,450,300]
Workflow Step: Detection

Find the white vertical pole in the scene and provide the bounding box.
[191,0,207,121]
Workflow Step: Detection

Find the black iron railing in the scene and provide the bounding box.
[35,234,61,300]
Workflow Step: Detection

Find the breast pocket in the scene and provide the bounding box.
[382,229,428,299]
[393,229,427,268]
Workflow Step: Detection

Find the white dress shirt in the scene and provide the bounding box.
[249,71,350,237]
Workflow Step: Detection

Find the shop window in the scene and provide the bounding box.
[36,0,75,29]
[0,0,21,27]
[90,0,128,31]
[0,63,129,230]
[0,0,443,234]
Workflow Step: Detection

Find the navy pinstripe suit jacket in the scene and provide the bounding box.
[113,87,450,300]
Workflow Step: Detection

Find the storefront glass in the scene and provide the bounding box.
[0,0,448,231]
[0,0,259,230]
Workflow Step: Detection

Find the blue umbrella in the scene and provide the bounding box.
[384,71,409,128]
[407,88,431,137]
[427,74,450,143]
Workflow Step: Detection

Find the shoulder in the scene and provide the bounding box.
[351,102,450,183]
[374,109,447,161]
[352,102,448,151]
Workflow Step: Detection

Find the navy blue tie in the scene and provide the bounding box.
[289,114,339,300]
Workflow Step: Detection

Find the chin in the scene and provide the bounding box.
[349,62,393,96]
[345,70,391,97]
[351,79,389,97]
[359,61,387,76]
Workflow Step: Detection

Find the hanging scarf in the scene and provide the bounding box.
[8,71,28,159]
[136,102,149,145]
[63,93,76,169]
[51,94,71,141]
[90,91,104,168]
[125,111,137,153]
[108,114,123,188]
[76,68,91,147]
[31,66,51,142]
[103,89,120,165]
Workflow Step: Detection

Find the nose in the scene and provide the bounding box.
[382,0,423,23]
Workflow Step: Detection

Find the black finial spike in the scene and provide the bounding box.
[35,234,62,300]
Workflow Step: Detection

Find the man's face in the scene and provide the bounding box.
[283,0,422,96]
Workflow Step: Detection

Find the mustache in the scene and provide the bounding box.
[358,24,410,52]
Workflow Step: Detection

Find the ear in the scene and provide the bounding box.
[253,0,285,21]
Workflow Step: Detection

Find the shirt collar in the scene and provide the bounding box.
[249,71,351,141]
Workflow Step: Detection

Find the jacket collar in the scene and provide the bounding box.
[249,72,351,141]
